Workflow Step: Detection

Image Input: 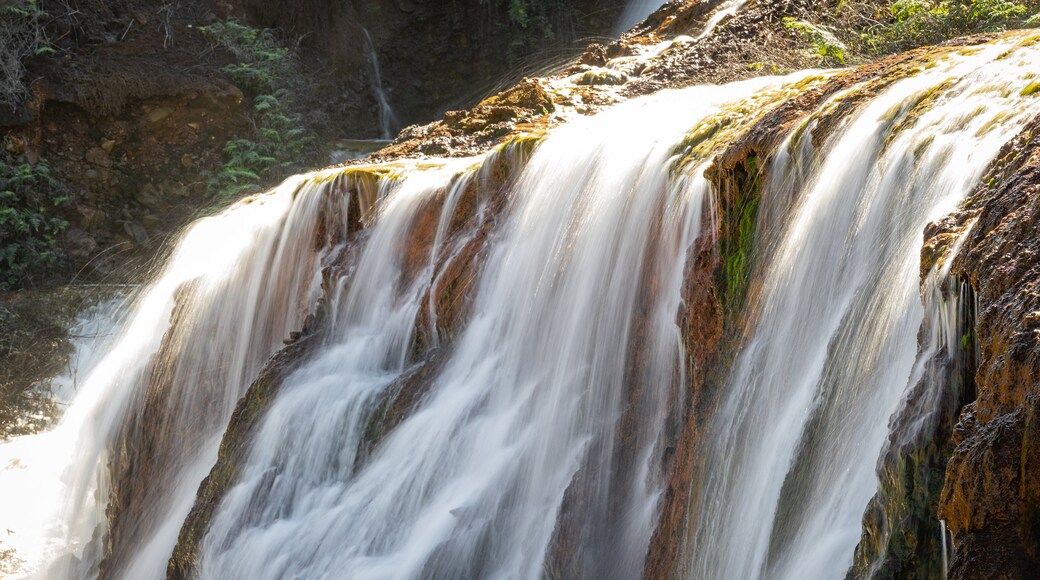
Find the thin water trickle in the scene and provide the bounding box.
[362,28,400,140]
[941,519,949,578]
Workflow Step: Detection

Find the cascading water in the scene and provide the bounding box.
[0,296,125,569]
[191,75,807,580]
[687,37,1040,580]
[0,174,349,579]
[694,0,748,40]
[3,21,1039,580]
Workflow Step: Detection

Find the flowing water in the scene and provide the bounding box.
[195,76,802,580]
[686,37,1040,580]
[2,24,1039,580]
[0,175,346,579]
[362,28,401,140]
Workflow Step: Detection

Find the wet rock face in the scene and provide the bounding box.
[377,79,556,159]
[931,114,1040,579]
[167,312,326,580]
[846,290,977,580]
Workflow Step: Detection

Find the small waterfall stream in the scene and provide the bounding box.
[362,28,400,140]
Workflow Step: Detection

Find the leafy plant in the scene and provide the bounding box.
[508,0,530,28]
[844,0,1040,56]
[199,20,313,204]
[483,0,563,52]
[0,158,69,290]
[783,17,848,65]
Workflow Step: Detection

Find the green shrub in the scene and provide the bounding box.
[783,17,848,65]
[201,20,292,94]
[848,0,1040,56]
[0,159,68,290]
[198,20,313,204]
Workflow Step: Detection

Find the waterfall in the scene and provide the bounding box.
[362,28,400,140]
[3,23,1039,580]
[192,75,804,580]
[686,37,1040,580]
[0,175,347,579]
[695,1,748,40]
[0,296,125,572]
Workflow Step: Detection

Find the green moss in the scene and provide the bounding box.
[719,155,763,310]
[572,68,629,86]
[1020,81,1040,96]
[726,196,759,307]
[670,74,833,176]
[961,327,975,350]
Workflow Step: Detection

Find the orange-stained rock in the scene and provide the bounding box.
[932,113,1040,578]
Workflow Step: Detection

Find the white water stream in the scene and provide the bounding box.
[0,175,340,578]
[687,36,1040,580]
[362,28,400,140]
[195,76,799,580]
[1,27,1038,580]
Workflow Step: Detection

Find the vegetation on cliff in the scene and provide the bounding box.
[0,155,68,290]
[798,0,1040,65]
[196,19,315,204]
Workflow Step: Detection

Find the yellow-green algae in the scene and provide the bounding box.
[670,73,835,175]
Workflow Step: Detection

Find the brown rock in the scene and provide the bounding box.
[85,147,111,167]
[76,205,104,228]
[577,43,608,67]
[142,213,162,229]
[64,228,97,258]
[927,113,1040,578]
[137,182,163,210]
[124,222,149,244]
[146,106,174,124]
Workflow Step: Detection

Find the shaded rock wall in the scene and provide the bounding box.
[228,0,623,131]
[0,0,623,288]
[930,113,1040,579]
[2,0,248,281]
[846,280,977,580]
